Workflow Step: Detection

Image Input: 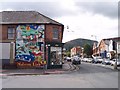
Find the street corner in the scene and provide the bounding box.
[62,62,81,73]
[44,70,65,74]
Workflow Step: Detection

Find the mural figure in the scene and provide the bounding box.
[15,25,45,67]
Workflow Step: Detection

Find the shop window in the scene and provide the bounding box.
[50,47,62,65]
[53,28,59,39]
[8,27,15,39]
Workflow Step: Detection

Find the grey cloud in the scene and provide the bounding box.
[75,2,118,19]
[1,2,118,19]
[1,2,77,18]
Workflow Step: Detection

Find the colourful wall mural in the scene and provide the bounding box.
[15,25,46,67]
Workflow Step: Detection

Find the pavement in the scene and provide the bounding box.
[81,61,120,71]
[0,62,79,76]
[1,61,119,76]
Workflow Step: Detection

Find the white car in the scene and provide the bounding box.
[97,57,104,63]
[66,57,71,62]
[110,59,120,66]
[83,58,89,62]
[93,57,103,63]
[85,58,93,63]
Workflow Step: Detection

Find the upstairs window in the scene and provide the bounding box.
[53,28,59,39]
[8,27,15,39]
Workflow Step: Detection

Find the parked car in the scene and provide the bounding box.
[110,59,115,66]
[72,56,81,65]
[87,58,94,63]
[102,59,111,65]
[97,57,104,63]
[66,57,71,62]
[81,58,84,62]
[93,57,103,63]
[82,58,89,62]
[110,59,120,66]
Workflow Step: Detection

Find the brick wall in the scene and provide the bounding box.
[0,24,17,42]
[0,24,63,43]
[45,24,63,43]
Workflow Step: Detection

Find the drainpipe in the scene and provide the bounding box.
[10,42,14,64]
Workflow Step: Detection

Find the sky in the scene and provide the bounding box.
[0,0,119,43]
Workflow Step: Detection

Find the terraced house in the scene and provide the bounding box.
[0,11,64,69]
[93,37,120,59]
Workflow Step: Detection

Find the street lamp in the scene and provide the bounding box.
[91,35,97,41]
[91,35,97,56]
[104,40,110,58]
[81,47,84,58]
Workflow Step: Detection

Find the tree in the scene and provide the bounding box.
[83,44,93,57]
[66,51,71,57]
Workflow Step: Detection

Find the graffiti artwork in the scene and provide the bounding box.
[15,25,46,67]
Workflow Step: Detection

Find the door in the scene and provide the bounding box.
[50,47,62,65]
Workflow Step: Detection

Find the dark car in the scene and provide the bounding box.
[72,56,81,65]
[102,59,111,65]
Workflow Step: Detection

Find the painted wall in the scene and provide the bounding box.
[15,25,46,67]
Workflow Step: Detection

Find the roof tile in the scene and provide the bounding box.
[0,11,63,25]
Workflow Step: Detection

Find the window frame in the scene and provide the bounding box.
[7,27,15,40]
[52,28,59,39]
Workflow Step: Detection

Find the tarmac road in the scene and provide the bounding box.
[2,62,119,88]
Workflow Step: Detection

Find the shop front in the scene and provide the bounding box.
[45,43,63,69]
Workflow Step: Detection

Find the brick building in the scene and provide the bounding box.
[93,37,120,59]
[0,11,64,69]
[92,42,99,56]
[71,46,82,57]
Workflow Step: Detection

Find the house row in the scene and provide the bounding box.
[71,46,83,57]
[0,11,64,69]
[92,37,120,59]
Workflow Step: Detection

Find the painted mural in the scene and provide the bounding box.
[15,25,46,67]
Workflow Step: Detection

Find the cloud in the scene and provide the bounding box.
[1,1,118,19]
[75,2,118,19]
[0,2,78,18]
[0,1,118,43]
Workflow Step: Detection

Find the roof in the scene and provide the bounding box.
[0,11,63,25]
[96,37,120,48]
[103,37,120,41]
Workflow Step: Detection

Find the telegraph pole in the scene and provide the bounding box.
[113,41,117,69]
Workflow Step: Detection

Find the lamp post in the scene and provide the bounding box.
[91,35,97,56]
[81,47,84,59]
[104,40,110,58]
[91,35,97,41]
